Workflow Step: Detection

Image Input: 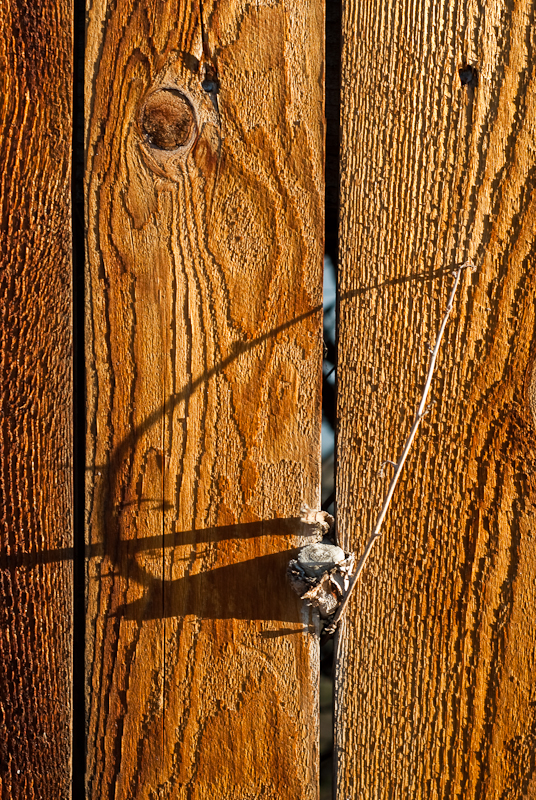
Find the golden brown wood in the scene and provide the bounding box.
[85,0,324,796]
[335,0,536,797]
[0,0,73,797]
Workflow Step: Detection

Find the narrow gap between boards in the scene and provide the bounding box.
[72,0,87,793]
[320,0,341,796]
[320,254,336,800]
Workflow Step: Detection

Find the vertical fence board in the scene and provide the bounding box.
[85,0,324,797]
[336,0,536,797]
[0,0,73,797]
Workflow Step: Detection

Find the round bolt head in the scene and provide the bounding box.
[298,542,346,578]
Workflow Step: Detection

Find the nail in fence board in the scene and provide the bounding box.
[85,1,324,796]
[0,0,73,797]
[336,0,536,797]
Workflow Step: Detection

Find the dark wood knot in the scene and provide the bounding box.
[141,90,196,150]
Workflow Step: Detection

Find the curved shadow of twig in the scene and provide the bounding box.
[96,305,322,625]
[339,266,457,299]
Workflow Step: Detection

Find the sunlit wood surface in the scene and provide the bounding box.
[85,0,324,796]
[336,0,536,796]
[0,0,73,797]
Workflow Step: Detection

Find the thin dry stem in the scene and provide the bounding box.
[326,261,475,636]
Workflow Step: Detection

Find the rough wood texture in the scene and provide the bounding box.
[0,0,73,797]
[336,0,536,797]
[85,0,324,797]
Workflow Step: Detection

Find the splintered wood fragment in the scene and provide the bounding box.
[326,262,474,636]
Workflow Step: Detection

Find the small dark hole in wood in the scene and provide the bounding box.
[141,90,196,150]
[201,64,219,94]
[459,65,478,87]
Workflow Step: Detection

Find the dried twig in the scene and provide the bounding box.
[324,261,475,636]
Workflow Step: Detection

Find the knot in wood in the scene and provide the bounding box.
[141,90,196,150]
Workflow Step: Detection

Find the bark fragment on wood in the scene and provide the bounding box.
[0,0,73,797]
[85,1,324,797]
[336,0,536,797]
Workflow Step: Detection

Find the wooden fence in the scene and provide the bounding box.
[1,0,535,798]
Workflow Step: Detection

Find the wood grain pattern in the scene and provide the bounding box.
[85,0,324,796]
[336,0,536,797]
[0,0,73,797]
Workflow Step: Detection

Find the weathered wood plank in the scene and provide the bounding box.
[0,0,73,797]
[85,0,324,796]
[336,0,536,797]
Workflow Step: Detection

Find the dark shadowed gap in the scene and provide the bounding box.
[72,0,86,793]
[320,0,341,797]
